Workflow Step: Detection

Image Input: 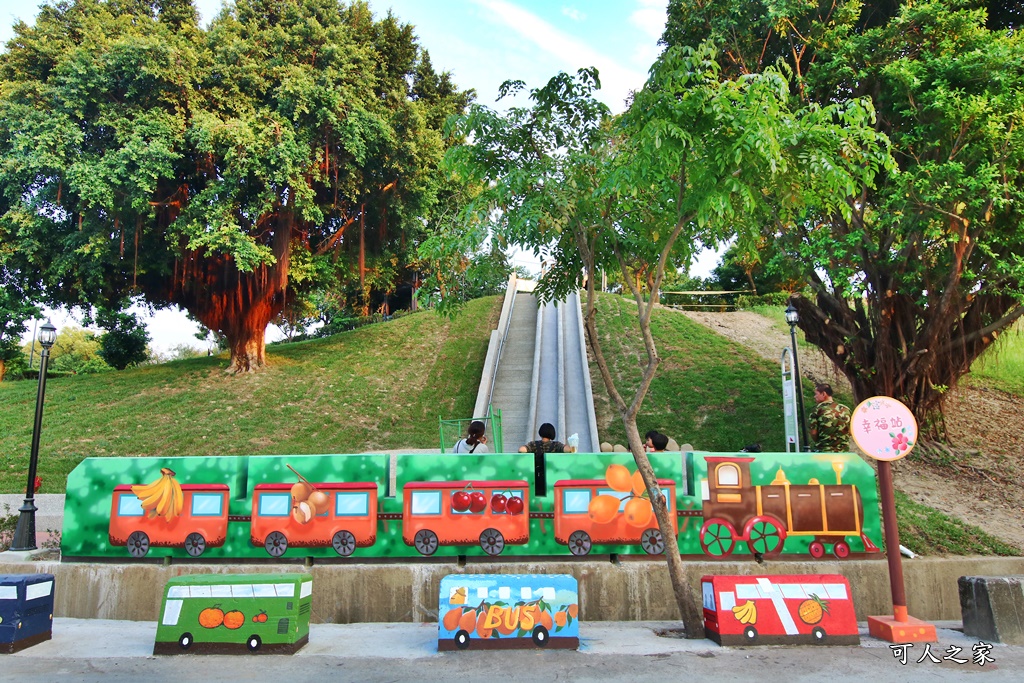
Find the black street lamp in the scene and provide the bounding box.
[784,304,811,451]
[11,319,57,552]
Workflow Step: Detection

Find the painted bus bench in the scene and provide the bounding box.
[438,574,579,651]
[154,573,312,654]
[702,574,859,646]
[0,574,55,653]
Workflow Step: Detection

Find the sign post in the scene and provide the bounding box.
[851,396,936,643]
[780,349,800,453]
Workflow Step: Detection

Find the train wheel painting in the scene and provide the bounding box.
[745,517,786,557]
[567,530,592,556]
[808,541,825,559]
[480,528,505,556]
[265,531,288,557]
[414,529,439,556]
[833,541,851,559]
[640,528,665,555]
[184,532,206,557]
[332,530,357,557]
[699,520,736,557]
[127,530,150,558]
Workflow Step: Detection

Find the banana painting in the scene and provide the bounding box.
[131,468,185,521]
[731,600,757,625]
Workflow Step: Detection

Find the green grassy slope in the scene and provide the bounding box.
[589,293,802,451]
[0,295,503,493]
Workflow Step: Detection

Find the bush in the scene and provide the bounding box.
[736,292,791,309]
[97,311,150,369]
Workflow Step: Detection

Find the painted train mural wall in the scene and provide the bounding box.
[61,451,883,561]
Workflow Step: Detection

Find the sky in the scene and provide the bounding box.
[1,0,723,351]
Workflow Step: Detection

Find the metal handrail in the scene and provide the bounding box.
[486,285,519,410]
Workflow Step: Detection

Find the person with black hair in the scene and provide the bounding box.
[518,423,566,453]
[452,420,489,454]
[650,432,669,452]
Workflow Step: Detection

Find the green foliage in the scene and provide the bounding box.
[24,326,112,375]
[736,292,792,309]
[0,0,471,369]
[969,319,1024,396]
[96,309,150,370]
[663,1,1024,425]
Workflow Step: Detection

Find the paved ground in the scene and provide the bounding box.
[3,619,1022,682]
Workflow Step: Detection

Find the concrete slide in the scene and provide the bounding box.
[474,277,600,453]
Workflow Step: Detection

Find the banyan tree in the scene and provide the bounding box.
[0,0,469,371]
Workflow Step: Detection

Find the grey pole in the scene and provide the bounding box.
[785,304,811,451]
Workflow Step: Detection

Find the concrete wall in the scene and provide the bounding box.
[3,556,1023,624]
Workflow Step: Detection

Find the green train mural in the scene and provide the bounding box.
[61,451,882,561]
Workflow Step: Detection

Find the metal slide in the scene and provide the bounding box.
[476,278,600,453]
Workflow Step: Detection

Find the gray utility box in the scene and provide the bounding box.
[959,575,1024,645]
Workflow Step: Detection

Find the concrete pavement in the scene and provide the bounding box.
[3,618,1022,682]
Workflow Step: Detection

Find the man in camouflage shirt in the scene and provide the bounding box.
[808,383,851,452]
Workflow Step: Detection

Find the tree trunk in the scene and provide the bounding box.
[0,358,6,383]
[163,204,294,374]
[576,230,705,638]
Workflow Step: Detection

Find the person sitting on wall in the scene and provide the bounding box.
[809,383,852,452]
[519,423,566,453]
[644,430,658,452]
[452,420,489,454]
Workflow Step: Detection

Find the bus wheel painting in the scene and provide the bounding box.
[247,635,262,652]
[745,516,785,557]
[812,627,826,643]
[567,530,591,556]
[414,529,438,556]
[479,528,504,556]
[184,533,206,557]
[454,630,470,650]
[743,626,758,643]
[178,632,193,650]
[699,520,736,557]
[532,625,550,647]
[127,531,150,558]
[265,531,287,557]
[332,530,356,556]
[640,528,665,555]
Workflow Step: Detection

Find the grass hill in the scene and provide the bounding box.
[1,292,1017,556]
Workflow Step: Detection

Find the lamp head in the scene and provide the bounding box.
[784,303,799,326]
[39,319,57,349]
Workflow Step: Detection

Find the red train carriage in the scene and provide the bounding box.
[402,480,529,556]
[702,574,860,646]
[553,479,678,556]
[700,456,878,559]
[251,482,378,557]
[109,484,229,558]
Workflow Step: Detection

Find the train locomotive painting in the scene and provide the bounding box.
[60,450,883,561]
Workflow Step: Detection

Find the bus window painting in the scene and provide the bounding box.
[108,483,230,558]
[154,573,312,655]
[0,574,55,653]
[438,574,579,651]
[554,479,678,556]
[403,480,530,556]
[251,482,379,558]
[701,574,859,646]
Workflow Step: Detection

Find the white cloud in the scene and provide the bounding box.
[561,6,586,22]
[472,0,647,112]
[630,0,667,41]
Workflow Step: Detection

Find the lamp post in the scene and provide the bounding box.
[11,319,57,552]
[784,304,810,451]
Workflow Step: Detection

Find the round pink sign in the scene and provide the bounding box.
[851,396,918,461]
